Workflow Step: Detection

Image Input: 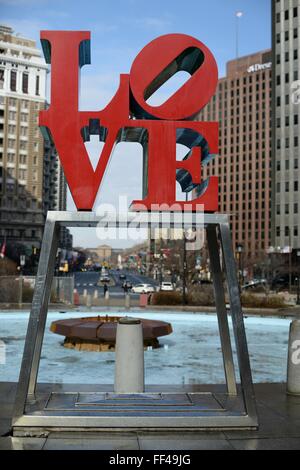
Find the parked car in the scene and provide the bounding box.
[160,282,174,291]
[131,283,155,294]
[271,273,298,290]
[242,279,267,290]
[119,273,126,280]
[100,275,110,283]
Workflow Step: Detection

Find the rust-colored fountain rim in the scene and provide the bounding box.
[50,315,173,342]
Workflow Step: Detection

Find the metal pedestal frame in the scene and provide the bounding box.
[12,211,258,431]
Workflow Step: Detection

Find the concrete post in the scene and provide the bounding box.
[114,317,144,393]
[125,293,131,309]
[105,290,110,306]
[287,320,300,395]
[83,288,87,297]
[94,289,98,299]
[18,275,23,308]
[86,294,92,308]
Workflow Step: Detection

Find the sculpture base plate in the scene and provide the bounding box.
[13,384,256,434]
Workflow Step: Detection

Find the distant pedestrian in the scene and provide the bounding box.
[123,282,128,294]
[103,283,108,297]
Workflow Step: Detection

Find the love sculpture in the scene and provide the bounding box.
[12,31,258,434]
[39,31,219,211]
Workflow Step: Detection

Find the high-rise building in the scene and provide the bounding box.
[0,25,70,261]
[199,50,272,263]
[272,0,300,251]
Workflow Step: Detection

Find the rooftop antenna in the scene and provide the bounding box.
[235,11,243,59]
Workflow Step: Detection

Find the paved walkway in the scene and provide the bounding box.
[1,382,300,450]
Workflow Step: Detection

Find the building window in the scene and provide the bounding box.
[285,226,289,237]
[19,169,27,180]
[34,76,40,97]
[10,70,17,92]
[19,141,27,150]
[285,10,289,20]
[8,110,16,120]
[285,181,289,192]
[276,226,280,237]
[0,68,4,89]
[294,7,298,17]
[22,73,28,93]
[294,181,299,191]
[295,227,298,237]
[285,52,289,62]
[276,205,280,215]
[276,12,280,23]
[294,28,298,39]
[294,49,298,60]
[294,114,298,125]
[295,203,298,214]
[285,204,289,214]
[7,152,14,163]
[295,136,299,147]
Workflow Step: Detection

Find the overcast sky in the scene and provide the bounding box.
[0,0,271,248]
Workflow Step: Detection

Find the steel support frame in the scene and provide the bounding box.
[12,211,258,430]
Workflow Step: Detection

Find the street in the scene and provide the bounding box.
[74,269,158,298]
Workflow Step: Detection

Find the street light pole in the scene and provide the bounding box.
[235,11,243,60]
[288,227,292,294]
[236,243,243,286]
[182,230,187,305]
[182,192,188,305]
[297,251,300,305]
[159,236,163,286]
[19,254,25,308]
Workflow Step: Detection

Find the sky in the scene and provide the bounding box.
[0,0,271,249]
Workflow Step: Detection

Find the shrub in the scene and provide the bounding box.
[151,291,182,305]
[0,277,57,303]
[241,293,287,308]
[187,284,215,306]
[150,285,216,306]
[22,284,34,302]
[0,259,17,275]
[0,277,21,302]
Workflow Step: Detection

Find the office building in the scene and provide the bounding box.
[272,0,300,251]
[0,25,70,261]
[200,50,272,262]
